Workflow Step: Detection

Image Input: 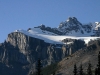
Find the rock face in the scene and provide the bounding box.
[0,32,85,75]
[58,17,92,35]
[35,24,63,35]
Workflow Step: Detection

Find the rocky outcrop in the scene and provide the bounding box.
[58,17,92,35]
[33,24,63,35]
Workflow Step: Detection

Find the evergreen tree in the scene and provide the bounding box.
[53,72,55,75]
[95,51,100,75]
[79,63,83,75]
[73,64,77,75]
[97,51,100,75]
[95,68,98,75]
[36,58,42,75]
[87,61,92,75]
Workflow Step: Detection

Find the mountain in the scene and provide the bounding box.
[58,17,100,37]
[58,17,91,36]
[0,17,100,75]
[36,17,100,37]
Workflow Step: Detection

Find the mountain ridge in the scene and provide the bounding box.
[11,17,100,45]
[32,17,100,36]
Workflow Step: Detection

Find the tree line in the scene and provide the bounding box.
[73,51,100,75]
[34,51,100,75]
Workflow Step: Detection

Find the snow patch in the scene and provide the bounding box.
[14,28,100,44]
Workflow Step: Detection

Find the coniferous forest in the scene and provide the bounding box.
[31,51,100,75]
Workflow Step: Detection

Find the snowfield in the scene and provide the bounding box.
[15,28,100,44]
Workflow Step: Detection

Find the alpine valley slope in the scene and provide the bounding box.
[55,39,100,75]
[0,17,100,75]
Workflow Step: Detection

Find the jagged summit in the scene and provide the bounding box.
[58,17,82,30]
[67,17,79,23]
[58,17,91,36]
[30,17,100,37]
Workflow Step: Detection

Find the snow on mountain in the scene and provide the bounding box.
[14,28,99,44]
[15,28,63,44]
[58,17,93,36]
[95,22,100,30]
[14,17,100,44]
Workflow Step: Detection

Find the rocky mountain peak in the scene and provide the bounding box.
[57,17,84,35]
[29,17,100,36]
[58,17,82,28]
[67,17,78,22]
[66,17,80,24]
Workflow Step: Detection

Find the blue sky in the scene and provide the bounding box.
[0,0,100,43]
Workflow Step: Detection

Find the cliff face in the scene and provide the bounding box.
[0,32,85,75]
[6,32,64,64]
